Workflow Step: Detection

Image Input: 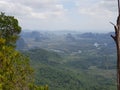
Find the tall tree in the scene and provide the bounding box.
[0,13,48,90]
[0,12,33,90]
[111,0,120,90]
[0,12,21,47]
[0,39,33,89]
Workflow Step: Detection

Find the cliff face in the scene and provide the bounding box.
[16,38,28,50]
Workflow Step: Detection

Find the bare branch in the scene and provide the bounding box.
[110,21,118,35]
[110,22,115,26]
[111,35,116,41]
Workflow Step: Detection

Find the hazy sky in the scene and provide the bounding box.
[0,0,118,32]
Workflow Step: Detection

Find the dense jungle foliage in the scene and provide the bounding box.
[20,31,117,90]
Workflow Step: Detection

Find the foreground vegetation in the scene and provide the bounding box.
[25,48,116,90]
[0,13,48,90]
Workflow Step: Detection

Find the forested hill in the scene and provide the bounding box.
[19,31,117,90]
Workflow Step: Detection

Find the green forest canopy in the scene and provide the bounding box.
[0,12,48,90]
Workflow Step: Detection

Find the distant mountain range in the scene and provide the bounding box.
[19,31,117,90]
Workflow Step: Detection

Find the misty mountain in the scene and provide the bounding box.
[18,30,117,90]
[16,38,28,50]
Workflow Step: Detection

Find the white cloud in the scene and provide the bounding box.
[77,0,117,17]
[0,1,33,17]
[0,0,118,32]
[98,0,117,12]
[71,0,118,32]
[0,0,69,30]
[0,0,67,19]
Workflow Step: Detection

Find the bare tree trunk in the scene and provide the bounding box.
[111,17,120,90]
[117,35,120,90]
[111,0,120,90]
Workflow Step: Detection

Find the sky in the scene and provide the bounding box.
[0,0,118,32]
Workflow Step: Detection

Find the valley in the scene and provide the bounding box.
[17,31,117,90]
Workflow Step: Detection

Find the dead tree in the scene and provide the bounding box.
[111,0,120,90]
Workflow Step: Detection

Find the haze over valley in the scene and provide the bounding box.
[16,30,117,90]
